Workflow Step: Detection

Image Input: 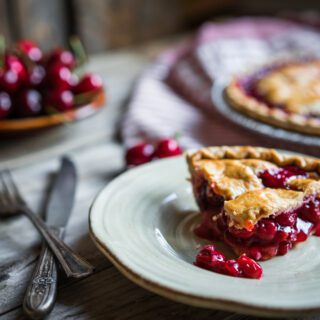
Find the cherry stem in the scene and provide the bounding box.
[69,36,87,68]
[0,35,6,69]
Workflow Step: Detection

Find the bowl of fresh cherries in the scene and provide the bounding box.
[0,37,105,134]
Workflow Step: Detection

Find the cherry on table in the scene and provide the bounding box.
[153,138,182,159]
[47,48,76,69]
[15,89,42,117]
[45,89,74,112]
[16,39,43,62]
[125,143,154,167]
[73,73,103,94]
[0,92,12,119]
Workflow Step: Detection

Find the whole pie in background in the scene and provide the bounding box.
[187,146,320,262]
[225,60,320,135]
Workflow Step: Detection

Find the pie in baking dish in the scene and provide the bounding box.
[225,60,320,135]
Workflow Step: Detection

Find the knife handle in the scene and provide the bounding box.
[23,228,62,320]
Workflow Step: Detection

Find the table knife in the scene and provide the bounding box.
[23,157,83,319]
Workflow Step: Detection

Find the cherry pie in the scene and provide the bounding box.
[226,60,320,135]
[187,146,320,268]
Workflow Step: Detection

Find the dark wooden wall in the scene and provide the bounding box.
[0,0,319,53]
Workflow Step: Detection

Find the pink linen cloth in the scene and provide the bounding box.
[121,17,320,151]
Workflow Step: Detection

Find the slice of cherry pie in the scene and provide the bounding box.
[187,146,320,269]
[225,60,320,135]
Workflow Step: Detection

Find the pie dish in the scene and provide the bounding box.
[225,60,320,135]
[187,146,320,262]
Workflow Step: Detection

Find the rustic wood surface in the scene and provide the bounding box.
[0,38,318,320]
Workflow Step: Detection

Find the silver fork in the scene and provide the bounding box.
[0,170,94,278]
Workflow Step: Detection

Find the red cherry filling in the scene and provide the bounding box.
[195,245,262,279]
[258,166,307,189]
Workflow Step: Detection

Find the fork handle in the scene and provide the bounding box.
[23,228,62,319]
[23,208,94,278]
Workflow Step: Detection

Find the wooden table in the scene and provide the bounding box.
[0,39,316,320]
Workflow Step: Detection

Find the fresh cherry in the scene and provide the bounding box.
[0,70,20,92]
[15,89,42,117]
[0,92,12,118]
[45,63,72,90]
[28,65,46,87]
[47,48,76,69]
[16,40,42,62]
[125,143,154,166]
[73,73,103,94]
[5,54,28,80]
[153,138,182,159]
[45,89,74,112]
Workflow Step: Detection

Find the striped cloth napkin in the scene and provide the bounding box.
[121,17,320,151]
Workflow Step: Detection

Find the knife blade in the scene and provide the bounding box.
[23,157,77,319]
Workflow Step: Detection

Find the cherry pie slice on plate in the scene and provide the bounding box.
[225,60,320,135]
[187,146,320,264]
[90,150,320,316]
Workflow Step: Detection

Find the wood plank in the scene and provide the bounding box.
[72,0,233,52]
[0,1,12,44]
[10,0,68,50]
[3,265,272,320]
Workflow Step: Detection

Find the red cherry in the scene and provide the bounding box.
[0,70,20,92]
[229,226,254,239]
[278,241,292,255]
[15,89,42,117]
[45,89,74,112]
[125,143,154,166]
[73,73,103,94]
[28,65,46,87]
[0,92,12,118]
[237,254,263,279]
[0,55,28,92]
[16,40,42,62]
[256,220,277,241]
[274,211,296,227]
[48,48,76,69]
[45,63,72,90]
[154,138,182,159]
[225,260,242,277]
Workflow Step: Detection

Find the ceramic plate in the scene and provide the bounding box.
[211,78,320,148]
[90,155,320,317]
[0,90,105,135]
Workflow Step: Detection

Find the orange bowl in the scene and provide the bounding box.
[0,90,106,135]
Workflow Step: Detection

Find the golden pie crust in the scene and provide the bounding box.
[187,146,320,229]
[225,61,320,135]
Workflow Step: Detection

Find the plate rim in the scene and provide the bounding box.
[89,155,320,317]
